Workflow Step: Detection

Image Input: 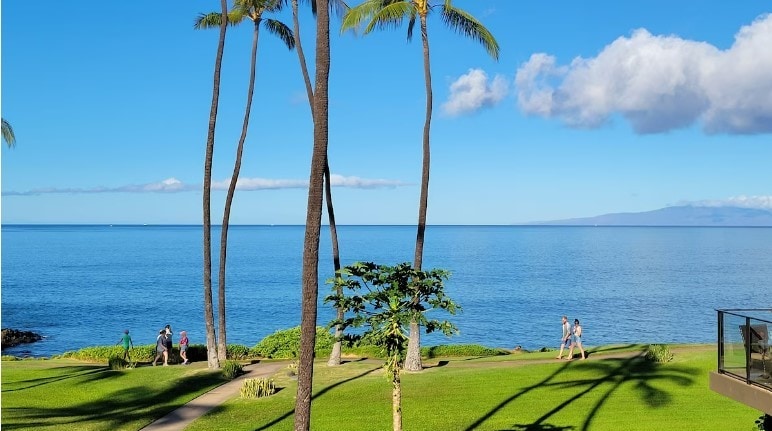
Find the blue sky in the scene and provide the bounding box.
[2,0,770,225]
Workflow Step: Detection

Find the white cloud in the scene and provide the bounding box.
[328,174,408,188]
[515,14,772,134]
[679,195,772,210]
[2,175,409,196]
[212,177,307,191]
[1,178,196,196]
[442,68,508,116]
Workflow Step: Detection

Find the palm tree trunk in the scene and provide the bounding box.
[294,0,330,429]
[203,0,229,370]
[292,0,314,109]
[292,0,344,368]
[325,163,343,366]
[405,15,433,373]
[217,19,262,363]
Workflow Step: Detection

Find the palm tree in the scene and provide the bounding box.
[289,0,349,367]
[294,0,330,428]
[199,0,229,370]
[2,118,16,148]
[341,0,498,371]
[195,0,295,363]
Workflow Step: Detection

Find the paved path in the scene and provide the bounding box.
[141,361,289,431]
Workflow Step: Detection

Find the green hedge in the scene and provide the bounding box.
[421,344,511,358]
[40,328,507,363]
[251,326,335,359]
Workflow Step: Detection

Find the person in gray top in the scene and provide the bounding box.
[152,329,168,366]
[556,315,571,359]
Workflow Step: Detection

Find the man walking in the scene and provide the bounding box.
[556,316,571,359]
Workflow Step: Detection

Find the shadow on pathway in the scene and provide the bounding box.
[141,361,289,431]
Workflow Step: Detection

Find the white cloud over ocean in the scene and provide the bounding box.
[679,195,772,210]
[515,14,772,134]
[442,69,508,116]
[3,175,409,196]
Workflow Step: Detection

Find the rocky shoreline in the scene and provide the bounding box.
[1,329,43,349]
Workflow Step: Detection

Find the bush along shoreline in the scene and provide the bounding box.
[1,326,521,364]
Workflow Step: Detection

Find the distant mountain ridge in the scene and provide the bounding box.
[532,206,772,226]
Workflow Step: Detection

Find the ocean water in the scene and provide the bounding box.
[1,225,770,357]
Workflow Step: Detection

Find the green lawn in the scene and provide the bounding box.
[187,345,759,431]
[1,346,762,431]
[1,360,225,430]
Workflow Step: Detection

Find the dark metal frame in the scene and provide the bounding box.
[716,308,772,388]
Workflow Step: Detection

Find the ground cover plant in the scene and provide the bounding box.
[186,345,759,431]
[1,359,226,431]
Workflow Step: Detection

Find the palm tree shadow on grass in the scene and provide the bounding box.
[468,353,699,431]
[504,424,575,431]
[2,365,111,392]
[2,370,225,430]
[253,365,382,431]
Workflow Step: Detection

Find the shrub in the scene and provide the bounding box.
[2,355,20,361]
[645,344,674,363]
[422,344,510,359]
[59,345,157,362]
[252,326,334,359]
[221,360,243,380]
[240,378,275,399]
[227,344,251,360]
[342,344,385,359]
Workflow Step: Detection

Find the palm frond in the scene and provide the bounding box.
[363,1,414,35]
[440,5,499,60]
[263,18,296,50]
[330,0,351,19]
[341,0,386,33]
[238,0,285,13]
[194,12,223,29]
[2,118,16,148]
[193,11,244,29]
[406,10,416,41]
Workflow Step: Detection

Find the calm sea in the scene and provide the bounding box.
[1,225,770,357]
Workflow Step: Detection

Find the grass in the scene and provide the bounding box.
[1,345,762,431]
[1,359,226,430]
[186,345,760,431]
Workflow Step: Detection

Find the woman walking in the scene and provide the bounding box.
[179,331,189,365]
[568,319,586,360]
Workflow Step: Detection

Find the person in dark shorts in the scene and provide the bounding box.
[164,324,174,363]
[153,329,168,366]
[116,329,133,361]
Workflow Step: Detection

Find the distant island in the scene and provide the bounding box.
[529,206,772,227]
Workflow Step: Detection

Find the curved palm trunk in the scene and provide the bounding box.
[292,0,314,109]
[324,163,344,366]
[291,0,344,368]
[203,0,229,370]
[294,0,330,429]
[217,19,262,362]
[404,14,432,373]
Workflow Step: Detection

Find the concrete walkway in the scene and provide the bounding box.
[141,361,289,431]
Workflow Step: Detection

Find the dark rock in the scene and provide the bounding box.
[1,328,43,349]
